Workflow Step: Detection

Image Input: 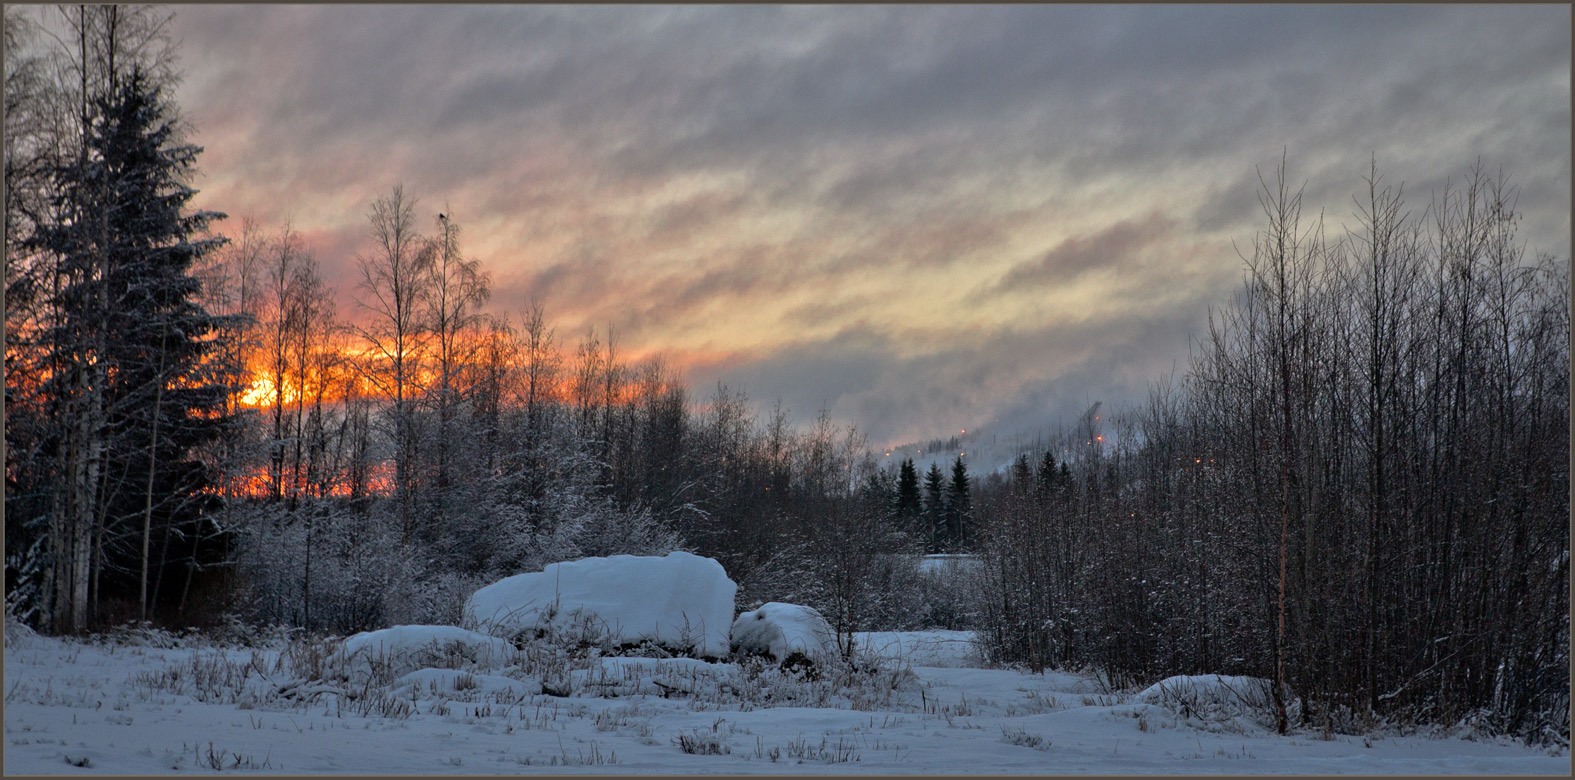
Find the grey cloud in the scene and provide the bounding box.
[989,215,1177,296]
[781,294,873,331]
[689,282,1215,447]
[175,6,1569,171]
[174,6,1569,258]
[156,4,1569,445]
[1192,168,1266,236]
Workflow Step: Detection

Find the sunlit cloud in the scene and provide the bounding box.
[159,4,1569,446]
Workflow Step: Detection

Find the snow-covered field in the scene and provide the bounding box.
[4,624,1566,775]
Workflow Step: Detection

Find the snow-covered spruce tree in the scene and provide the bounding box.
[946,455,972,551]
[27,67,233,632]
[894,457,923,535]
[922,461,946,554]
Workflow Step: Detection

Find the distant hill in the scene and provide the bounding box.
[874,403,1105,479]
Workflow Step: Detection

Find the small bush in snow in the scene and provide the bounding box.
[1134,674,1300,732]
[1000,724,1049,750]
[90,621,191,649]
[131,649,274,706]
[724,649,915,712]
[275,633,340,682]
[783,734,862,764]
[332,625,517,684]
[673,730,730,755]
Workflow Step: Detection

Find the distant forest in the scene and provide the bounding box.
[5,6,1567,744]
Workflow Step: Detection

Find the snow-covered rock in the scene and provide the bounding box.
[1133,674,1300,729]
[730,602,838,663]
[463,552,737,658]
[335,625,516,679]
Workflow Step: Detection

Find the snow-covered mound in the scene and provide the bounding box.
[730,602,837,663]
[336,625,516,679]
[393,668,542,699]
[854,630,981,668]
[4,615,40,649]
[463,552,737,658]
[918,554,981,576]
[1134,674,1300,729]
[572,656,737,698]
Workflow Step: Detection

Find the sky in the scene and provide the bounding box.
[150,4,1570,448]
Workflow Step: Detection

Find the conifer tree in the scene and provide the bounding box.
[30,68,231,629]
[1036,450,1059,497]
[922,461,946,553]
[947,455,972,550]
[1010,453,1033,491]
[895,457,922,527]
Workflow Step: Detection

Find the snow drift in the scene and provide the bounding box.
[7,630,1565,775]
[335,625,516,680]
[571,656,737,698]
[730,602,838,663]
[855,630,979,668]
[1134,674,1301,729]
[393,668,543,699]
[463,551,737,658]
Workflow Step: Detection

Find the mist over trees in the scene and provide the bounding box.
[4,4,1567,748]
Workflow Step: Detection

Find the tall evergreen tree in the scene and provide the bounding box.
[29,68,232,629]
[895,458,922,528]
[1010,453,1032,491]
[1036,450,1058,497]
[947,455,972,550]
[922,461,946,553]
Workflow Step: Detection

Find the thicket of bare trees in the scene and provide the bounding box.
[973,158,1569,744]
[218,230,906,633]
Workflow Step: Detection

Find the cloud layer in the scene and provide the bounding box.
[164,5,1570,446]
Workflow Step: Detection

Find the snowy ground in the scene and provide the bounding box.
[3,626,1566,775]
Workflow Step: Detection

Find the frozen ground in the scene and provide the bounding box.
[3,626,1566,775]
